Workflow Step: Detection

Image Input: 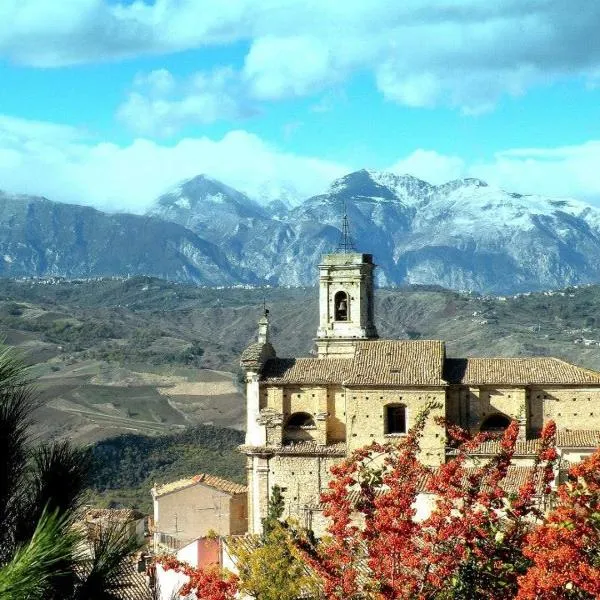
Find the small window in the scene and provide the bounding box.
[334,291,348,321]
[480,413,511,432]
[385,404,407,434]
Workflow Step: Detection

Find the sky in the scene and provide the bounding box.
[1,0,600,213]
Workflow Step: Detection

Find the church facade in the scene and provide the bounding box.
[240,251,600,534]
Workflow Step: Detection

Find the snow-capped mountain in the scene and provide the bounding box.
[0,190,251,285]
[149,169,600,292]
[3,169,600,293]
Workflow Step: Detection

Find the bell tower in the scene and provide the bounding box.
[315,250,378,358]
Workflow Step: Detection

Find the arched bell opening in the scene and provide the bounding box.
[334,291,349,321]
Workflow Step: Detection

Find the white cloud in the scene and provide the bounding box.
[117,67,253,136]
[243,36,338,100]
[389,150,466,184]
[2,1,600,112]
[472,142,600,201]
[4,115,600,216]
[389,143,600,204]
[0,115,348,211]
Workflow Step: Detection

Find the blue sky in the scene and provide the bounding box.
[1,1,600,212]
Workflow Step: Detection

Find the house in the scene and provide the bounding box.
[81,507,146,545]
[151,473,247,553]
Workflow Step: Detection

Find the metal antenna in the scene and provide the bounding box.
[336,201,355,253]
[262,296,269,317]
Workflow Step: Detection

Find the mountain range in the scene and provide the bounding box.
[3,169,600,293]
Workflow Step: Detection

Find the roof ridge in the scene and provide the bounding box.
[467,356,552,361]
[549,356,600,376]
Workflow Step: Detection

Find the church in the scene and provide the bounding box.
[240,250,600,535]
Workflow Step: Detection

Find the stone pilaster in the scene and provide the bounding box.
[516,387,528,440]
[255,458,270,534]
[245,372,266,446]
[314,388,328,445]
[468,386,481,434]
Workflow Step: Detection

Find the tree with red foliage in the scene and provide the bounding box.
[295,402,560,599]
[158,555,238,600]
[159,402,600,600]
[517,450,600,599]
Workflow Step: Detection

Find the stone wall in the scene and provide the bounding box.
[345,387,446,466]
[539,386,600,430]
[269,454,340,528]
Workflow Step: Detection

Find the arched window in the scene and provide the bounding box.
[286,412,316,429]
[334,291,348,321]
[385,404,407,434]
[480,413,511,432]
[284,412,316,443]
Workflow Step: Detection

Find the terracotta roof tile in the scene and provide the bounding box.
[452,430,600,454]
[240,342,276,371]
[460,466,546,495]
[556,429,600,448]
[83,508,146,522]
[309,466,545,510]
[444,357,600,385]
[261,357,353,385]
[153,474,246,498]
[262,340,446,386]
[452,438,543,456]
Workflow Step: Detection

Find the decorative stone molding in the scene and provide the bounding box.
[258,408,283,427]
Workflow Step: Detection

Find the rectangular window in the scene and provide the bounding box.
[386,405,407,434]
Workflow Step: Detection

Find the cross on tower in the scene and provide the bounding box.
[336,202,355,253]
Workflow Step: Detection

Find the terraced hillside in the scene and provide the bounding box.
[3,276,600,443]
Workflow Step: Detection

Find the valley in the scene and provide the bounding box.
[4,276,600,446]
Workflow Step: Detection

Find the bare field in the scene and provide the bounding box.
[25,357,245,443]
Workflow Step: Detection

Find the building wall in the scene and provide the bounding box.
[247,378,600,536]
[539,386,600,430]
[560,448,597,464]
[345,387,446,466]
[463,386,527,435]
[155,485,244,544]
[247,452,340,533]
[263,384,446,463]
[247,383,448,531]
[229,494,248,535]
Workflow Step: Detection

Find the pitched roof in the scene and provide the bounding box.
[113,563,152,600]
[153,473,247,498]
[448,429,600,456]
[556,429,600,448]
[309,466,546,510]
[262,340,446,386]
[83,508,146,522]
[444,357,600,385]
[240,341,276,371]
[452,438,543,457]
[460,466,546,495]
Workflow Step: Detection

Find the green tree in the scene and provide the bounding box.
[0,344,140,600]
[262,484,285,538]
[231,486,318,600]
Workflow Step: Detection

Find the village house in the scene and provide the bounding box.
[81,507,146,545]
[151,473,247,553]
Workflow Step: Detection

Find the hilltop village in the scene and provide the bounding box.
[139,247,600,597]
